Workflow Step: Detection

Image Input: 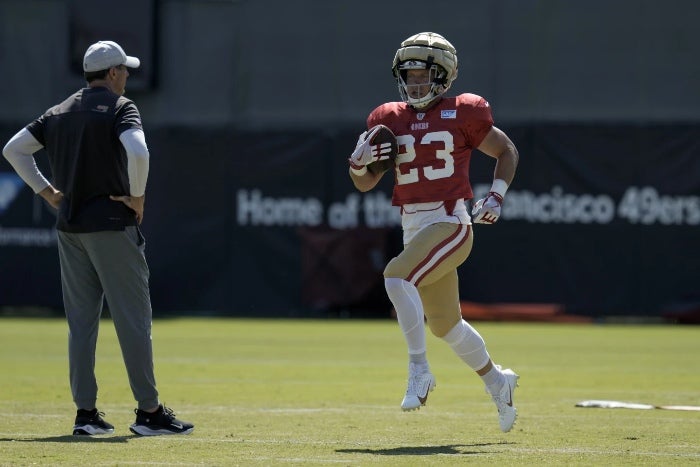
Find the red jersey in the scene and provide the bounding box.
[367,93,493,206]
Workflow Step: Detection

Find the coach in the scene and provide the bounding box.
[2,40,192,436]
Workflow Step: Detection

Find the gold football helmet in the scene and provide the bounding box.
[392,32,458,109]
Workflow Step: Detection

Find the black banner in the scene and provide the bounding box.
[1,124,699,317]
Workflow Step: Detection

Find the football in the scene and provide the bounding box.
[366,124,398,174]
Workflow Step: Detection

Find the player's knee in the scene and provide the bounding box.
[426,314,460,338]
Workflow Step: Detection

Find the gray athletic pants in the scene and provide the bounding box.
[57,226,159,411]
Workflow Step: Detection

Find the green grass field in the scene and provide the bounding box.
[0,317,698,466]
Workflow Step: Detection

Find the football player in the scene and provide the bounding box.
[348,32,520,432]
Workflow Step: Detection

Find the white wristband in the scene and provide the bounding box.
[490,179,509,198]
[350,165,368,176]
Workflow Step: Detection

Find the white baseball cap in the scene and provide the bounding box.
[83,40,140,72]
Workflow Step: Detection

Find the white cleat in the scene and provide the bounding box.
[401,362,436,411]
[490,367,519,432]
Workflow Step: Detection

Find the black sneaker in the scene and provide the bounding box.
[73,408,115,435]
[129,404,194,436]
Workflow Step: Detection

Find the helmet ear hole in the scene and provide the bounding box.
[432,65,448,85]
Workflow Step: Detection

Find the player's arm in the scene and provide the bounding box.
[472,126,519,224]
[2,128,64,209]
[349,165,386,192]
[477,126,518,185]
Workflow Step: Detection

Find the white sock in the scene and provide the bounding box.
[409,351,428,366]
[481,365,506,395]
[385,278,426,357]
[441,320,490,370]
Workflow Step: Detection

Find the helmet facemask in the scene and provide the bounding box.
[396,60,449,109]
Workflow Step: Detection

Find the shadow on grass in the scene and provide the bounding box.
[0,435,135,443]
[337,442,513,456]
